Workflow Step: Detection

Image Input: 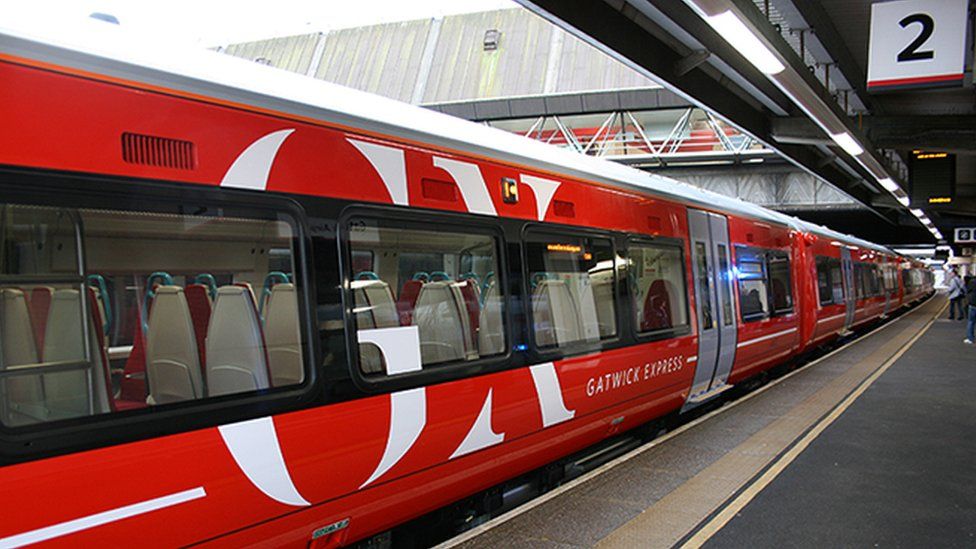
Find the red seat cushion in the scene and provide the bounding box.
[28,287,53,358]
[184,284,212,370]
[397,280,424,326]
[642,280,672,331]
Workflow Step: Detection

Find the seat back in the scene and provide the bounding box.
[145,286,204,404]
[43,289,111,419]
[591,277,616,338]
[642,279,673,331]
[354,279,399,374]
[28,286,53,356]
[478,279,505,356]
[207,286,270,395]
[1,289,44,424]
[264,283,303,386]
[396,279,424,326]
[532,279,581,347]
[184,284,212,368]
[412,281,468,364]
[456,279,481,351]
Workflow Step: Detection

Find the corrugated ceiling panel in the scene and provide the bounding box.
[222,33,319,74]
[422,10,552,102]
[314,19,432,103]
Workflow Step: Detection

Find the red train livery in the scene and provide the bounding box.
[0,22,932,547]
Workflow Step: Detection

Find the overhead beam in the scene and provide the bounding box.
[517,0,893,225]
[862,115,976,153]
[788,0,879,115]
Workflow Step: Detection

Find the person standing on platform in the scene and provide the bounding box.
[964,275,976,344]
[947,269,965,320]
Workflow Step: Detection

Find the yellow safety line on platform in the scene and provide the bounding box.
[438,295,939,549]
[681,298,947,549]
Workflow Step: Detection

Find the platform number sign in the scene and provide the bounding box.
[955,228,976,244]
[867,0,969,91]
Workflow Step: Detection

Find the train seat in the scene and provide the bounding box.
[28,286,53,357]
[145,286,204,404]
[642,279,673,331]
[577,277,615,341]
[264,283,303,386]
[396,279,424,326]
[532,279,582,347]
[184,284,212,368]
[206,285,270,395]
[354,279,399,374]
[412,281,470,364]
[455,279,481,350]
[43,289,111,419]
[0,288,45,425]
[478,278,505,356]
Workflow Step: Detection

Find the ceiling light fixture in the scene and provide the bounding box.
[702,11,785,75]
[830,132,864,156]
[878,178,900,192]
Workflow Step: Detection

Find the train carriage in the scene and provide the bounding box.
[0,21,932,547]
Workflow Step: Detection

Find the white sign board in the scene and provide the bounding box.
[954,227,976,244]
[866,0,968,91]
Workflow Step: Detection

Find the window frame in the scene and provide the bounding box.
[815,255,834,306]
[338,205,512,394]
[522,224,621,358]
[735,245,794,322]
[626,236,692,342]
[0,169,320,462]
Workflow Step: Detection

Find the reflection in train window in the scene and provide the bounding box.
[694,242,713,330]
[524,232,616,350]
[0,202,305,428]
[347,219,504,374]
[629,241,689,334]
[735,246,792,321]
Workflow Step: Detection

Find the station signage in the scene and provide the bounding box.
[909,150,954,206]
[954,228,976,244]
[866,0,969,91]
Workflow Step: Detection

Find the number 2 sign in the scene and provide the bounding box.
[866,0,969,91]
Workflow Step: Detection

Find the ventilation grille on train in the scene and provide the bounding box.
[121,133,197,170]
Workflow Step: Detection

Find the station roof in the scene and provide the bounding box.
[515,0,974,248]
[1,18,893,255]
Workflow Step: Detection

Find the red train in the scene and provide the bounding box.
[0,22,932,547]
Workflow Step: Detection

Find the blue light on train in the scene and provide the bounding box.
[514,344,528,352]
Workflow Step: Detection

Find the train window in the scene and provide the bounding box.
[525,231,616,350]
[830,260,844,303]
[694,242,714,330]
[0,202,305,428]
[629,240,689,335]
[347,218,504,374]
[816,256,833,305]
[736,246,792,320]
[736,247,767,321]
[768,253,793,314]
[716,245,733,326]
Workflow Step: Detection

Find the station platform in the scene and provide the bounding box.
[443,295,974,548]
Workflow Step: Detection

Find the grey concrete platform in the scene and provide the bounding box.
[446,296,957,548]
[705,305,976,548]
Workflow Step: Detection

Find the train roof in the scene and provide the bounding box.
[1,18,896,257]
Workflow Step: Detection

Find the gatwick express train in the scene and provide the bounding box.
[0,21,932,548]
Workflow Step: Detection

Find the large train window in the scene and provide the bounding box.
[816,256,833,305]
[629,239,689,336]
[347,218,504,375]
[736,247,768,320]
[735,246,792,322]
[524,230,616,350]
[0,202,306,428]
[815,256,843,306]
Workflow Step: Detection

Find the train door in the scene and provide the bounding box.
[841,247,855,332]
[685,209,737,407]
